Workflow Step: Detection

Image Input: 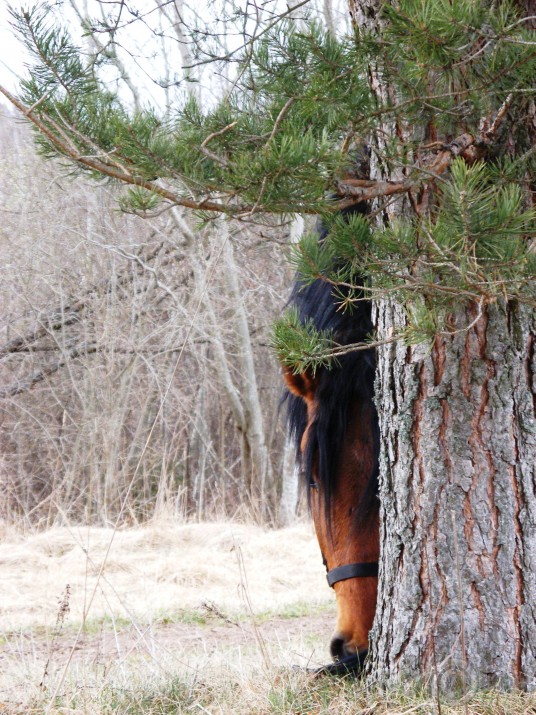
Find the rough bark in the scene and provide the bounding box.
[371,301,536,690]
[345,0,536,690]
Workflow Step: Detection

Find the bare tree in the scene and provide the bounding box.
[0,111,292,525]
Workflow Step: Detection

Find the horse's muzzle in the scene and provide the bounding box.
[332,633,363,660]
[314,647,369,676]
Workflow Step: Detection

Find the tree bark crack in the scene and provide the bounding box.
[525,331,536,417]
[510,431,525,683]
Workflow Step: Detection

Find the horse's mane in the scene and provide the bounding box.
[284,209,379,527]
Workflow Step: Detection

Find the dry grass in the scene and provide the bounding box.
[1,521,535,714]
[0,520,332,711]
[0,520,329,631]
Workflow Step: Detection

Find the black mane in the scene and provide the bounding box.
[284,209,379,525]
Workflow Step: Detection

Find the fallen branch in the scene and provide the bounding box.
[0,239,178,359]
[0,343,98,398]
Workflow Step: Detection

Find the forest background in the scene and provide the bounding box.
[0,4,323,711]
[0,106,297,527]
[0,0,309,528]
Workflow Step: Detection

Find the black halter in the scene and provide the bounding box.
[326,561,378,588]
[314,486,379,588]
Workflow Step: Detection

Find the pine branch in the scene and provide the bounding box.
[200,121,237,167]
[334,132,498,205]
[0,85,249,215]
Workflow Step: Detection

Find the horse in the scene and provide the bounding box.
[282,206,380,674]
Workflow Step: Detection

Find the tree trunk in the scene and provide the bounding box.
[279,436,300,526]
[370,300,536,689]
[219,225,273,513]
[345,0,536,690]
[170,208,273,517]
[278,214,305,526]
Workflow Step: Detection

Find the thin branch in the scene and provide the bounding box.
[266,98,295,146]
[244,175,268,217]
[0,344,98,398]
[486,93,514,138]
[181,0,313,70]
[439,297,485,337]
[200,121,237,167]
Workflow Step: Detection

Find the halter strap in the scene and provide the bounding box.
[326,561,378,588]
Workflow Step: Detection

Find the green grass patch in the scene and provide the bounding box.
[255,600,332,623]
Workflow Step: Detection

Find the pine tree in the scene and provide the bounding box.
[2,0,535,688]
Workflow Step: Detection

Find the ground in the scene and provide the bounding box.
[0,521,335,712]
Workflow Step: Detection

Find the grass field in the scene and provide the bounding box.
[1,521,535,714]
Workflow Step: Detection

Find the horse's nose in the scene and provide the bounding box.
[330,633,354,661]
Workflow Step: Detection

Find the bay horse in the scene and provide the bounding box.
[282,205,379,674]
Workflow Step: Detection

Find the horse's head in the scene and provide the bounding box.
[285,364,379,662]
[283,279,379,667]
